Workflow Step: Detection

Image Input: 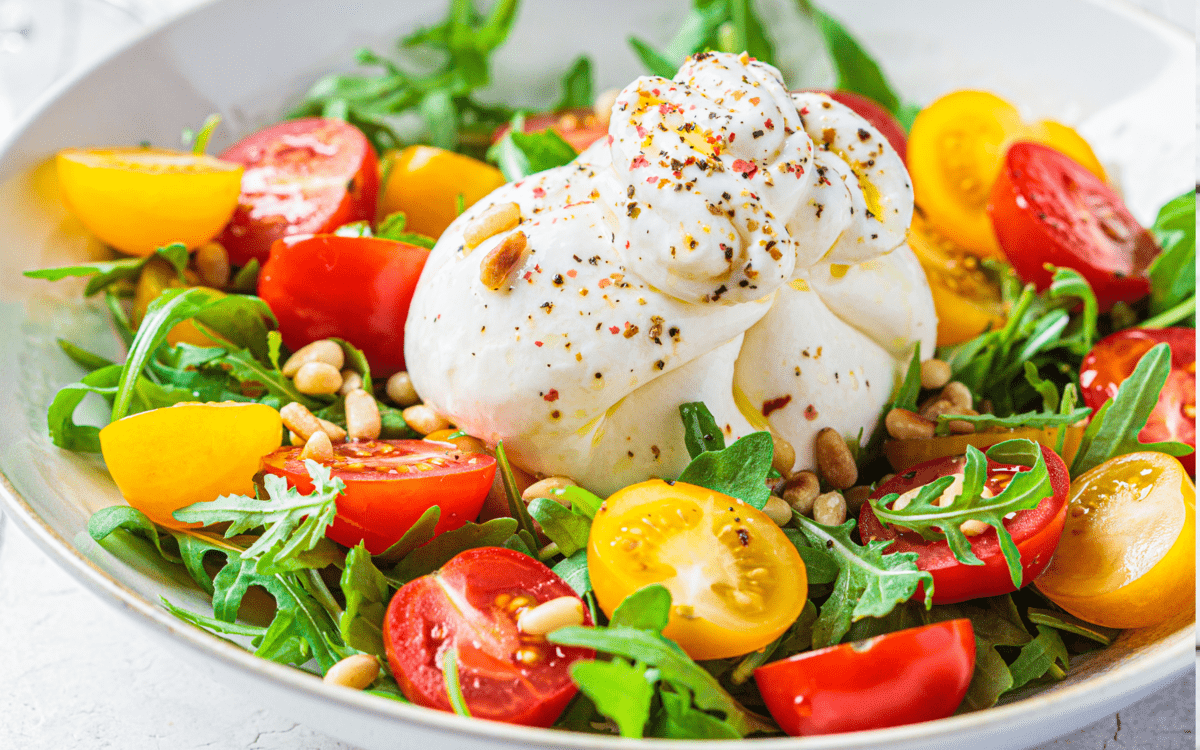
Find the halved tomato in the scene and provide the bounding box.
[884,424,1085,473]
[384,547,593,726]
[376,145,506,240]
[261,439,495,554]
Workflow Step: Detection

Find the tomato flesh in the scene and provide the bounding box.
[755,619,975,736]
[384,547,593,726]
[258,234,428,377]
[860,444,1070,604]
[261,439,495,554]
[1080,328,1195,476]
[218,118,379,266]
[988,141,1157,311]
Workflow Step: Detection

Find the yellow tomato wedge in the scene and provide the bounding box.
[885,424,1085,473]
[588,480,807,660]
[1035,452,1195,629]
[907,90,1106,260]
[57,148,243,256]
[99,402,282,527]
[377,146,506,239]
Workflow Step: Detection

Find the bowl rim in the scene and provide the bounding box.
[0,0,1193,746]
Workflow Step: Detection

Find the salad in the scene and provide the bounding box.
[23,0,1196,740]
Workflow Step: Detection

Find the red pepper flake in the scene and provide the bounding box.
[534,341,544,347]
[534,264,542,273]
[749,97,760,105]
[532,186,546,198]
[729,132,737,142]
[523,271,533,281]
[804,404,819,421]
[636,125,647,138]
[630,154,650,170]
[566,269,577,278]
[543,389,559,402]
[625,241,631,249]
[762,395,792,417]
[606,134,614,146]
[732,159,758,179]
[765,118,774,130]
[598,278,612,288]
[647,176,658,184]
[609,326,620,334]
[652,88,661,96]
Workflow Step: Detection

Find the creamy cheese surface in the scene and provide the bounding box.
[405,52,936,494]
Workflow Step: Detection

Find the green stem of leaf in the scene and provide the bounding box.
[442,647,471,717]
[1138,295,1195,329]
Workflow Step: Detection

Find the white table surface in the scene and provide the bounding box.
[0,1,1195,748]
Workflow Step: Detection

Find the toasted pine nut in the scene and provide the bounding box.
[594,88,621,127]
[770,433,795,478]
[289,430,305,446]
[919,358,952,390]
[480,230,529,290]
[813,491,847,526]
[282,340,345,377]
[464,202,521,250]
[782,471,820,515]
[842,485,872,516]
[961,519,990,536]
[920,399,956,421]
[522,476,577,504]
[815,427,857,489]
[403,404,449,436]
[517,596,584,636]
[946,416,977,435]
[386,371,420,407]
[338,369,364,396]
[323,654,379,690]
[763,495,792,526]
[294,361,343,396]
[885,408,936,440]
[317,418,348,443]
[941,381,973,410]
[281,402,325,442]
[345,389,382,440]
[194,241,230,288]
[301,430,334,461]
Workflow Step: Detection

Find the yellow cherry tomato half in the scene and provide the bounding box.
[99,402,282,527]
[588,480,807,661]
[57,148,243,256]
[377,145,506,239]
[907,90,1105,261]
[884,424,1085,473]
[1035,451,1195,629]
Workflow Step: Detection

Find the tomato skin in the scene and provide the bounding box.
[377,146,506,240]
[988,142,1156,311]
[755,619,975,736]
[258,234,428,376]
[218,118,379,266]
[384,547,593,726]
[261,439,495,554]
[884,424,1085,473]
[807,90,907,162]
[861,444,1070,604]
[1080,328,1195,476]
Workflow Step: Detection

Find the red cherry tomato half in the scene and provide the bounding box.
[258,234,428,376]
[987,141,1157,311]
[1080,328,1196,476]
[755,619,975,736]
[860,443,1070,604]
[384,547,594,726]
[218,118,379,266]
[261,439,495,554]
[808,89,908,163]
[491,109,608,154]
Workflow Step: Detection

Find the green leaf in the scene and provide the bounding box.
[189,114,222,155]
[387,517,518,585]
[679,402,726,458]
[655,685,742,740]
[375,211,437,248]
[339,543,390,657]
[552,549,592,596]
[527,497,591,556]
[781,528,838,585]
[570,659,654,737]
[1046,267,1098,355]
[57,338,114,372]
[892,343,922,412]
[1007,625,1068,691]
[935,407,1091,434]
[88,505,181,563]
[374,505,441,565]
[554,485,604,518]
[554,55,594,110]
[610,584,671,632]
[230,258,260,294]
[1147,191,1195,318]
[808,7,906,119]
[627,37,678,79]
[24,243,189,297]
[486,114,579,182]
[441,647,471,717]
[1024,361,1060,412]
[792,514,933,648]
[1070,343,1194,475]
[495,441,539,540]
[727,0,775,63]
[1026,608,1120,646]
[677,430,773,509]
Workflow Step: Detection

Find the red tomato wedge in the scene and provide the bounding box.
[384,547,594,726]
[755,619,975,736]
[988,141,1157,311]
[261,439,495,554]
[258,234,428,377]
[860,444,1070,604]
[807,89,908,163]
[1080,328,1196,476]
[218,118,379,266]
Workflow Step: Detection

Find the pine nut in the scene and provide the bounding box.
[885,408,936,440]
[920,358,952,390]
[961,519,990,536]
[815,427,857,489]
[338,369,364,396]
[301,430,334,461]
[763,495,792,526]
[281,402,325,441]
[345,389,382,440]
[464,202,521,250]
[403,404,449,435]
[813,491,847,526]
[282,340,345,377]
[194,241,230,288]
[771,432,795,478]
[386,371,420,407]
[480,230,529,290]
[323,654,379,690]
[942,381,973,410]
[517,596,584,635]
[920,399,957,421]
[782,471,820,515]
[289,430,305,446]
[842,485,872,516]
[522,476,577,504]
[294,361,343,396]
[946,414,977,435]
[594,88,621,127]
[317,418,348,443]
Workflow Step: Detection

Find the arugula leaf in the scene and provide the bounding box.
[807,8,902,115]
[1027,608,1120,646]
[677,430,773,509]
[1070,343,1194,475]
[183,114,222,155]
[339,543,390,657]
[1147,190,1196,320]
[495,441,539,540]
[792,513,933,648]
[554,485,604,518]
[628,37,678,79]
[892,343,922,412]
[570,659,654,737]
[552,549,592,596]
[387,517,518,585]
[104,290,136,347]
[25,243,189,296]
[229,258,260,294]
[375,211,437,248]
[374,506,441,564]
[727,0,775,63]
[610,584,672,632]
[554,55,594,110]
[486,114,579,182]
[655,685,742,739]
[88,505,182,563]
[527,497,591,556]
[58,338,114,372]
[679,402,726,458]
[935,407,1090,435]
[1007,625,1068,691]
[781,528,838,584]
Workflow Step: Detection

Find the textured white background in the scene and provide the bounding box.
[0,1,1194,749]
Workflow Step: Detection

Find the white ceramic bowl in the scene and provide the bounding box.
[0,1,1192,748]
